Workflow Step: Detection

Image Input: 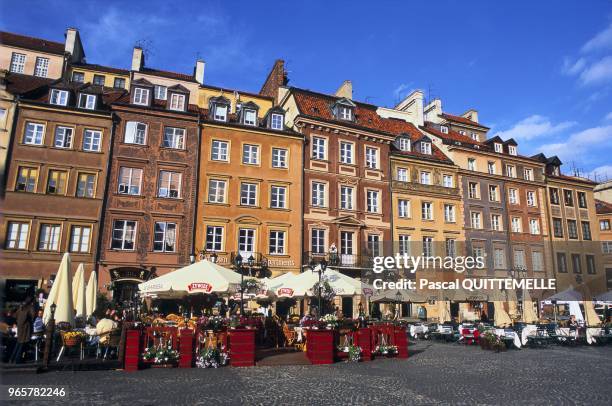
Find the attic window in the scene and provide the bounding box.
[155,85,167,100]
[399,138,411,152]
[458,130,466,135]
[509,145,517,156]
[494,143,502,153]
[420,142,431,155]
[78,93,96,110]
[270,113,284,130]
[470,132,478,141]
[339,106,352,120]
[133,87,149,105]
[72,71,84,83]
[244,109,257,126]
[440,126,448,134]
[213,104,228,121]
[169,93,186,111]
[50,89,69,106]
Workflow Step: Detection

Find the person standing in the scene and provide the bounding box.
[9,298,34,363]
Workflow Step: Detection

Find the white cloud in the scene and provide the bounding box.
[584,165,612,182]
[605,112,612,121]
[494,115,577,141]
[579,56,612,85]
[562,57,586,75]
[581,22,612,53]
[537,125,612,160]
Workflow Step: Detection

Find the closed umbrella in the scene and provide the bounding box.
[71,263,84,308]
[73,264,87,318]
[43,253,75,326]
[438,300,451,324]
[506,289,518,318]
[583,301,600,326]
[522,289,538,324]
[493,301,512,327]
[86,270,98,317]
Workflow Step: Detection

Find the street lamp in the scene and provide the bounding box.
[310,258,327,316]
[234,253,244,315]
[395,290,402,320]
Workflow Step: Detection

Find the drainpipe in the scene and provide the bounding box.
[191,114,202,264]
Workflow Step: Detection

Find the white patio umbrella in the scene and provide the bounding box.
[272,267,372,298]
[138,259,242,298]
[493,301,512,327]
[583,300,600,326]
[73,264,87,318]
[522,289,539,324]
[506,289,518,318]
[437,300,451,324]
[594,291,612,303]
[547,287,583,302]
[568,301,585,323]
[85,270,98,317]
[371,289,426,303]
[43,253,75,326]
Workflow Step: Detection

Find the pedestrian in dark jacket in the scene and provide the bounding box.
[9,298,34,363]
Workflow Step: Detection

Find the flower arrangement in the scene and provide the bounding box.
[195,347,229,368]
[480,331,506,352]
[241,278,262,292]
[375,344,398,355]
[337,344,362,362]
[62,330,86,347]
[320,314,339,329]
[142,343,179,364]
[198,315,227,332]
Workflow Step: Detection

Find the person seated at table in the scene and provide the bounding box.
[568,315,578,332]
[335,306,343,320]
[96,315,118,344]
[32,309,45,334]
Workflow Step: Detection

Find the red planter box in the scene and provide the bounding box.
[229,329,256,367]
[357,328,373,361]
[124,329,142,372]
[394,326,409,359]
[306,329,334,365]
[178,329,194,368]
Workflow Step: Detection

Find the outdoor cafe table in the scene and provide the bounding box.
[409,324,428,339]
[493,328,521,348]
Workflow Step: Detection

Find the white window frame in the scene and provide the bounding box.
[311,228,325,254]
[270,185,287,209]
[242,144,260,165]
[78,93,96,110]
[54,126,73,149]
[399,138,411,151]
[6,222,29,249]
[487,161,496,175]
[506,165,516,178]
[10,52,26,73]
[214,104,228,122]
[398,199,410,218]
[244,109,257,126]
[509,145,517,156]
[272,148,288,168]
[511,217,522,233]
[154,85,167,100]
[471,212,482,229]
[529,219,540,235]
[494,143,502,153]
[524,168,534,181]
[205,226,223,252]
[312,182,326,207]
[211,140,229,161]
[208,179,226,203]
[24,122,45,145]
[444,204,456,223]
[468,158,477,171]
[397,168,408,182]
[340,186,354,210]
[527,191,536,207]
[163,127,185,149]
[509,188,519,205]
[50,89,69,106]
[153,221,177,253]
[420,171,431,185]
[270,113,284,130]
[312,137,326,160]
[420,142,431,154]
[421,201,433,220]
[240,182,258,206]
[365,147,378,169]
[111,220,137,250]
[133,87,150,105]
[169,93,186,111]
[38,224,61,251]
[70,225,91,253]
[367,190,379,213]
[158,171,182,198]
[269,230,286,255]
[118,167,142,195]
[491,214,502,231]
[83,129,102,152]
[124,122,147,145]
[443,174,453,188]
[340,141,354,164]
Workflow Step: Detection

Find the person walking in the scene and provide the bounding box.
[9,298,34,363]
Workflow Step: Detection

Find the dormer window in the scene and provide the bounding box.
[458,130,466,135]
[154,85,167,100]
[270,113,284,130]
[552,166,560,176]
[471,132,478,141]
[78,93,96,110]
[420,142,432,155]
[50,89,69,106]
[169,93,186,111]
[509,145,517,155]
[399,138,411,152]
[213,104,228,121]
[494,143,502,153]
[133,87,150,106]
[440,126,448,134]
[339,106,352,120]
[244,109,257,126]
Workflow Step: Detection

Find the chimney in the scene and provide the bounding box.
[64,28,85,63]
[394,90,424,126]
[259,59,288,102]
[334,80,353,99]
[461,109,479,123]
[195,59,205,85]
[131,47,144,71]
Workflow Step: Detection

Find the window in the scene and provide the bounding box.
[272,148,288,168]
[368,234,381,256]
[208,179,226,203]
[524,168,534,181]
[238,228,255,256]
[423,237,433,257]
[365,147,378,169]
[568,220,578,239]
[24,122,45,145]
[311,182,325,207]
[16,167,38,192]
[473,247,485,265]
[163,127,185,149]
[76,173,96,198]
[549,188,560,205]
[399,235,411,255]
[6,222,29,249]
[270,186,287,208]
[47,170,68,195]
[586,255,596,274]
[421,202,433,220]
[509,188,518,205]
[489,185,499,202]
[133,87,149,105]
[50,89,69,106]
[339,106,352,120]
[93,74,105,86]
[601,220,611,231]
[603,241,612,254]
[242,144,259,165]
[443,174,453,188]
[459,130,466,135]
[529,219,540,235]
[506,165,516,178]
[340,186,354,210]
[38,224,61,251]
[444,204,455,222]
[341,231,354,255]
[471,212,482,229]
[398,199,410,218]
[527,191,536,206]
[514,250,526,269]
[420,142,431,154]
[154,85,167,100]
[487,162,496,174]
[158,171,182,198]
[111,220,137,250]
[420,171,431,185]
[494,248,506,269]
[511,217,522,233]
[311,229,325,254]
[70,225,91,253]
[53,126,73,148]
[244,109,257,126]
[113,78,126,89]
[78,94,96,109]
[578,192,587,208]
[169,93,186,111]
[153,222,176,252]
[271,113,283,130]
[468,158,476,171]
[397,168,408,182]
[399,138,411,151]
[440,126,448,134]
[532,251,544,272]
[553,218,563,238]
[10,53,26,73]
[557,253,568,273]
[564,190,574,207]
[211,140,229,161]
[269,231,286,254]
[240,183,257,206]
[72,71,84,83]
[470,132,478,141]
[213,104,228,121]
[205,226,223,251]
[124,122,147,145]
[572,254,581,274]
[83,129,102,152]
[446,238,456,257]
[118,167,142,195]
[509,145,517,155]
[491,214,502,231]
[468,182,479,199]
[582,222,592,240]
[312,137,326,160]
[340,142,353,164]
[494,143,502,153]
[367,190,379,213]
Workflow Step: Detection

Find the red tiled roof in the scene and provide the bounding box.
[440,112,490,129]
[4,72,54,95]
[113,93,199,114]
[139,67,197,83]
[596,199,612,215]
[0,31,64,55]
[71,63,129,75]
[550,174,598,186]
[421,122,484,146]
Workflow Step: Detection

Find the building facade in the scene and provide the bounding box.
[595,199,612,291]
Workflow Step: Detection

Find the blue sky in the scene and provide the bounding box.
[2,1,612,180]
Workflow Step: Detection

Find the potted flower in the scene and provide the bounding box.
[374,344,398,356]
[337,344,362,362]
[142,342,179,366]
[195,346,229,368]
[320,314,339,329]
[62,331,85,347]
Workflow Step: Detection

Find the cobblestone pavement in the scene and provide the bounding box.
[2,341,611,405]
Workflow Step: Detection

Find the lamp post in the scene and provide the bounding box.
[234,253,244,315]
[395,290,402,320]
[309,258,328,317]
